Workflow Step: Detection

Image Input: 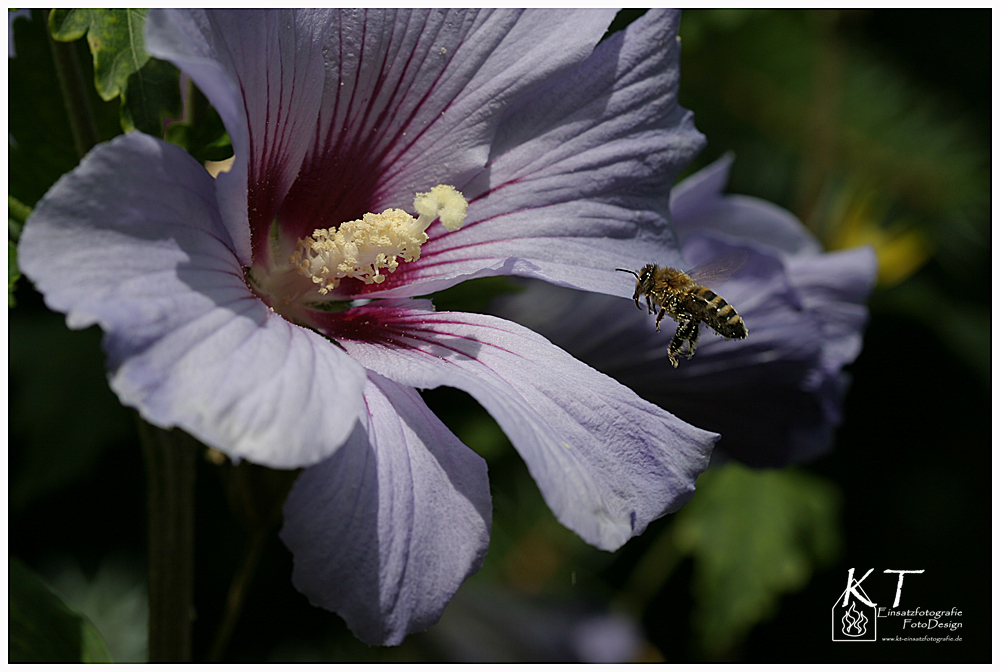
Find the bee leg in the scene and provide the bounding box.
[644,294,654,315]
[684,322,701,360]
[667,320,700,367]
[654,306,667,332]
[666,323,686,367]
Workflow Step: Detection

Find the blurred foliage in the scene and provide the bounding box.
[9,314,134,511]
[870,275,990,387]
[40,555,149,663]
[680,10,988,273]
[10,557,113,662]
[673,464,841,659]
[427,276,526,315]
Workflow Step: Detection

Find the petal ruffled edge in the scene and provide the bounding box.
[671,155,824,258]
[280,372,491,645]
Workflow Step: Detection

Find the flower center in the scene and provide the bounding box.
[290,184,467,295]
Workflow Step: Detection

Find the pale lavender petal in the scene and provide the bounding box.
[786,246,877,373]
[670,155,823,257]
[668,153,734,222]
[314,302,717,551]
[19,133,367,468]
[280,9,618,242]
[280,372,491,645]
[145,9,333,264]
[363,9,703,300]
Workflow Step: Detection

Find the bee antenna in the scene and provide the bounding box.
[615,268,639,278]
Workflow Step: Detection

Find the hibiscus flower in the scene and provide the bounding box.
[19,9,717,645]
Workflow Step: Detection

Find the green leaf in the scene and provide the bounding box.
[8,196,31,307]
[9,557,113,662]
[9,240,20,308]
[9,195,31,235]
[49,8,181,136]
[673,464,842,658]
[119,56,183,137]
[48,9,146,100]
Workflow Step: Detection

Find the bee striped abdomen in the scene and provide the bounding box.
[692,286,747,339]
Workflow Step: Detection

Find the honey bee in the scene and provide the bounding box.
[617,251,749,367]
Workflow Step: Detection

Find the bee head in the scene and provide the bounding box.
[616,265,649,310]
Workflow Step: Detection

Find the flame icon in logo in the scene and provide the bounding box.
[841,601,869,637]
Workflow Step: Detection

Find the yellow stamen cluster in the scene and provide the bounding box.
[291,184,468,295]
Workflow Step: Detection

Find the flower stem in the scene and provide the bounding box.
[138,419,198,663]
[46,25,99,159]
[206,527,269,662]
[206,459,299,661]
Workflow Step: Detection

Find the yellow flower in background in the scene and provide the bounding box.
[823,187,931,287]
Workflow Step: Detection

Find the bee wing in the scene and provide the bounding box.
[685,249,748,286]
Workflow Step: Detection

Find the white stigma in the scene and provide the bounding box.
[291,184,468,295]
